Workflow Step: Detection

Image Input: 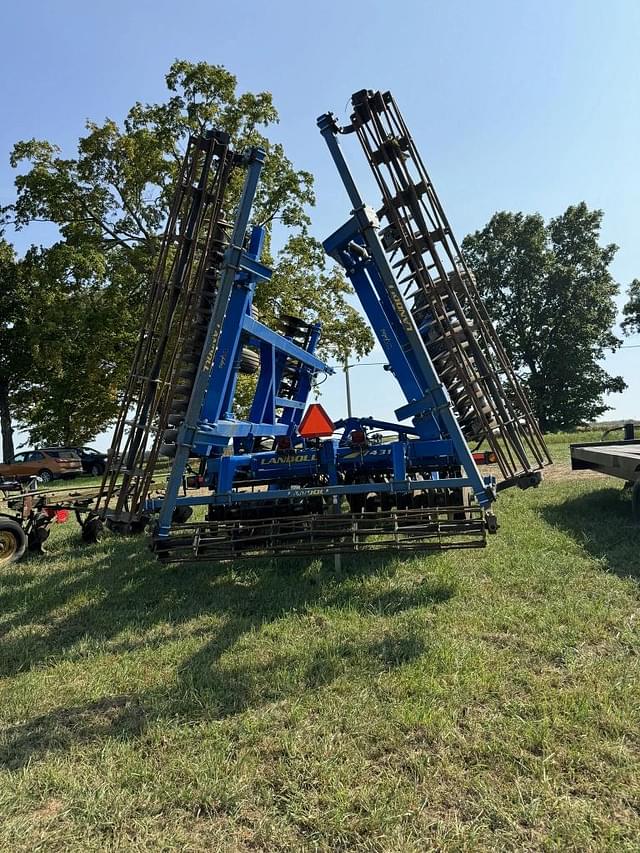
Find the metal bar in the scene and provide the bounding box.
[319,120,493,508]
[152,506,487,562]
[156,148,267,536]
[146,476,486,512]
[242,316,330,372]
[324,90,552,487]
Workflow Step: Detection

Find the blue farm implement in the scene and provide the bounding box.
[84,90,551,561]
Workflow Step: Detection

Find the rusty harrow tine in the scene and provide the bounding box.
[93,131,244,528]
[345,90,551,482]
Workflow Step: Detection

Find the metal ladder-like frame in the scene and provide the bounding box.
[319,91,551,489]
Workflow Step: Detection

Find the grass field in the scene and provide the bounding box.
[1,434,639,851]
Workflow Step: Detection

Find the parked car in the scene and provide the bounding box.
[0,448,82,483]
[60,446,108,477]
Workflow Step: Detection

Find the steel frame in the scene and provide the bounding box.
[317,123,493,510]
[94,131,244,527]
[92,91,553,561]
[145,116,503,557]
[321,91,551,487]
[571,433,640,523]
[151,149,332,537]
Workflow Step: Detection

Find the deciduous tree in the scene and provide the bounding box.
[11,242,138,446]
[2,60,373,444]
[0,240,32,461]
[462,203,626,430]
[622,278,640,336]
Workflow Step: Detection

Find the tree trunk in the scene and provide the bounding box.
[0,380,15,462]
[64,410,73,446]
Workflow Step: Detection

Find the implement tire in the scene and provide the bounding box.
[82,516,104,544]
[0,518,27,566]
[632,481,640,525]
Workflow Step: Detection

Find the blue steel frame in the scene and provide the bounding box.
[150,128,495,545]
[317,112,494,509]
[154,147,332,536]
[146,413,490,514]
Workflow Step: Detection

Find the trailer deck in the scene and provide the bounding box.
[571,433,640,522]
[570,440,640,482]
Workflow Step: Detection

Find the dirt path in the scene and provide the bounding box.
[541,460,604,483]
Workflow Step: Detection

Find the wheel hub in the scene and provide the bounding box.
[0,529,18,563]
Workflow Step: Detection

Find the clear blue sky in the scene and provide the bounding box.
[1,0,639,448]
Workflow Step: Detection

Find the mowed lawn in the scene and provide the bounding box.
[1,435,639,851]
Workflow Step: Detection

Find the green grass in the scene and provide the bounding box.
[543,430,603,465]
[1,440,639,850]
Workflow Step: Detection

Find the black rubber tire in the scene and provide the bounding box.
[129,515,151,535]
[172,505,193,524]
[38,469,54,484]
[81,516,104,544]
[0,518,27,565]
[28,525,50,553]
[632,481,640,525]
[348,492,366,514]
[90,463,105,477]
[239,347,260,375]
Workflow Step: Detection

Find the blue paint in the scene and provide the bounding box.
[153,127,497,543]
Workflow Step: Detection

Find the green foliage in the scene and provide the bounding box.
[0,241,26,378]
[622,278,640,336]
[260,233,373,361]
[462,203,626,431]
[11,244,138,445]
[2,60,373,444]
[0,240,33,459]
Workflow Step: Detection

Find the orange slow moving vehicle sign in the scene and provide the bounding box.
[298,403,335,438]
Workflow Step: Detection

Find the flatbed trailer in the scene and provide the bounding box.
[570,425,640,522]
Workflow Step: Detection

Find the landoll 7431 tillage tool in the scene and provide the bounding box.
[0,90,552,566]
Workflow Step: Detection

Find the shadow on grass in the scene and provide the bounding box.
[0,695,147,770]
[0,534,454,768]
[541,485,639,580]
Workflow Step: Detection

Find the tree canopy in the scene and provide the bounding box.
[462,203,626,431]
[622,278,640,336]
[0,240,32,459]
[0,60,373,450]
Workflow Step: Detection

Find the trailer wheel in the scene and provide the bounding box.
[0,518,27,566]
[632,481,640,525]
